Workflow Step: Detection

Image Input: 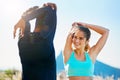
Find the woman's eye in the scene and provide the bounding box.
[79,37,83,40]
[73,36,84,40]
[74,36,77,39]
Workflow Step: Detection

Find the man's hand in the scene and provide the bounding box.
[13,18,25,39]
[43,2,57,10]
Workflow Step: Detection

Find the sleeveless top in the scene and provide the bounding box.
[64,51,94,77]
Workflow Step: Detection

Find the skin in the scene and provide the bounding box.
[63,22,109,80]
[13,2,57,39]
[72,30,88,61]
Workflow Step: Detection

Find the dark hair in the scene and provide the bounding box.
[76,26,91,41]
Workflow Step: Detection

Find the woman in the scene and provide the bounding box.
[13,3,57,80]
[63,22,109,80]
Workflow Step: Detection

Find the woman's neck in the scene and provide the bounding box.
[74,49,86,61]
[74,49,85,55]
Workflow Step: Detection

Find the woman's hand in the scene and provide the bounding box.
[72,22,87,27]
[68,24,78,38]
[13,18,26,39]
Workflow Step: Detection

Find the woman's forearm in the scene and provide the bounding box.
[84,23,109,35]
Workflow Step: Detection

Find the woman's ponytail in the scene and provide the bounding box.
[85,43,90,52]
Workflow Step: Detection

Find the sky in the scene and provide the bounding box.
[0,0,120,70]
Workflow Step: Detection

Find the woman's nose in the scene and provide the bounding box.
[75,38,80,43]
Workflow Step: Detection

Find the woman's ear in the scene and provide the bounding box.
[85,40,89,45]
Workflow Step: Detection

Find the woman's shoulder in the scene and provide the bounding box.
[63,50,74,64]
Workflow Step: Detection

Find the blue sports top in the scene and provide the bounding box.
[64,51,94,77]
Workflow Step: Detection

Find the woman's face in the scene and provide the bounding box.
[72,30,87,50]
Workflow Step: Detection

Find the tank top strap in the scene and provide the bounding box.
[85,52,90,60]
